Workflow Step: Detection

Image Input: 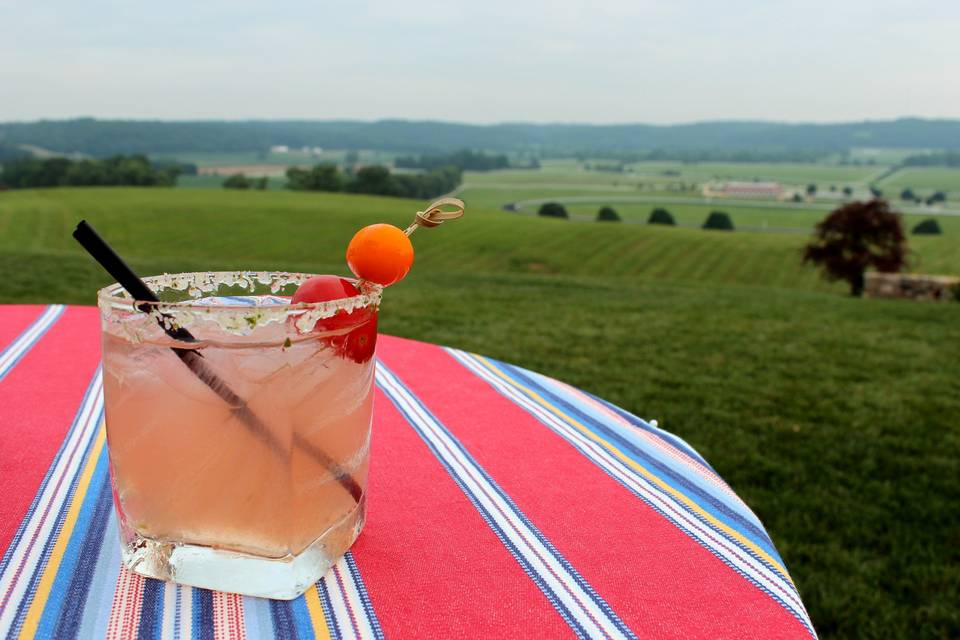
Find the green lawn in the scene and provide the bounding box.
[1,187,958,639]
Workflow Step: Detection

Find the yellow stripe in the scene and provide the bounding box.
[472,354,796,587]
[18,423,107,640]
[304,584,332,640]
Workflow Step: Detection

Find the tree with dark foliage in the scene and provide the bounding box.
[703,211,734,231]
[596,206,620,222]
[647,207,676,225]
[803,199,906,296]
[538,202,568,219]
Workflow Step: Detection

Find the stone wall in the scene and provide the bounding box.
[865,272,960,302]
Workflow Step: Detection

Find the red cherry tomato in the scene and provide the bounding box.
[346,224,414,286]
[290,275,378,362]
[291,275,361,331]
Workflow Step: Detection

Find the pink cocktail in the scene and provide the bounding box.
[98,271,380,599]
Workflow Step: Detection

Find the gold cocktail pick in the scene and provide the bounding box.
[404,197,465,236]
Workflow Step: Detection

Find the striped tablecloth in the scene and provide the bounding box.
[0,305,815,639]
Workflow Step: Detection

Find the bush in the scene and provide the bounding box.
[912,218,943,235]
[702,211,734,231]
[597,206,620,222]
[647,207,676,225]
[538,202,568,219]
[223,174,251,189]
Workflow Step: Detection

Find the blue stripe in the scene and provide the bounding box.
[344,553,385,640]
[75,508,121,639]
[586,388,715,471]
[290,593,315,640]
[485,355,792,584]
[317,577,341,640]
[40,452,112,639]
[453,355,814,637]
[268,599,299,640]
[0,305,65,382]
[192,589,214,640]
[174,586,182,640]
[0,368,100,577]
[498,359,779,557]
[242,595,273,640]
[7,402,104,638]
[376,362,636,640]
[137,578,165,640]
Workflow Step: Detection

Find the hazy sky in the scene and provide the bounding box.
[1,0,957,124]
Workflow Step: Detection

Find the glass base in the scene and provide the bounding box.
[118,495,366,600]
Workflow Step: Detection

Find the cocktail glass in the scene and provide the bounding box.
[98,271,380,599]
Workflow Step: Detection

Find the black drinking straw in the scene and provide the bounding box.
[73,220,363,503]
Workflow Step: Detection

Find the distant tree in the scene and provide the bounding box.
[0,155,176,188]
[929,191,946,203]
[912,218,942,235]
[597,206,620,222]
[647,207,676,225]
[900,187,915,201]
[538,202,568,219]
[806,183,817,196]
[792,193,804,203]
[803,199,906,296]
[842,186,853,197]
[869,186,883,198]
[702,211,734,231]
[829,184,837,192]
[223,173,251,189]
[286,163,342,192]
[346,165,398,196]
[255,176,269,190]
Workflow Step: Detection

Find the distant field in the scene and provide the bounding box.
[625,161,884,185]
[877,167,960,193]
[463,163,882,189]
[0,187,958,639]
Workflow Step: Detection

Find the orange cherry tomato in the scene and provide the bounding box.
[346,223,414,286]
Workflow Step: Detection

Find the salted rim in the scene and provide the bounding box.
[96,270,382,320]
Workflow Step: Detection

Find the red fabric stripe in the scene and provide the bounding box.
[377,337,810,640]
[0,305,46,351]
[351,339,574,639]
[0,306,101,556]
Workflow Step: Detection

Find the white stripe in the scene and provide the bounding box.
[0,305,65,379]
[0,369,103,634]
[448,350,814,631]
[179,586,193,640]
[377,364,630,640]
[323,559,359,640]
[322,557,377,639]
[161,581,177,639]
[534,370,755,517]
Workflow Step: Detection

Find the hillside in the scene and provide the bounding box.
[2,118,960,156]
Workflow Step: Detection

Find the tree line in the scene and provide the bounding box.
[394,149,509,172]
[280,163,461,198]
[0,155,187,189]
[4,118,960,157]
